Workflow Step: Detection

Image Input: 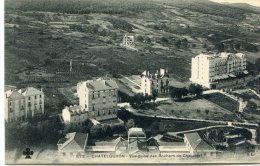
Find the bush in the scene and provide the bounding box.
[107,18,134,32]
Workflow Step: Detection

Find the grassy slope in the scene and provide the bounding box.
[4,0,260,115]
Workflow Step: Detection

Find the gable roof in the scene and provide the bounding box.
[128,139,148,154]
[128,128,146,138]
[85,79,118,91]
[19,87,43,96]
[5,85,16,92]
[58,132,88,151]
[184,132,215,151]
[8,91,24,100]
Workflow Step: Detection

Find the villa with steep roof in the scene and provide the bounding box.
[184,132,217,157]
[140,68,169,95]
[57,132,88,157]
[5,86,44,122]
[77,78,119,121]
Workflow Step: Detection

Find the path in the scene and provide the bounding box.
[249,88,260,98]
[124,77,141,88]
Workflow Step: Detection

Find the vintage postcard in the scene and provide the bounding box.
[3,0,260,164]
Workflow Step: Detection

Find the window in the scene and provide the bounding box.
[28,97,31,100]
[98,92,100,98]
[92,93,95,99]
[40,95,42,98]
[35,96,37,99]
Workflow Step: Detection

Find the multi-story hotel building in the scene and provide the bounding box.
[140,68,170,95]
[77,78,118,121]
[190,52,248,89]
[5,86,44,122]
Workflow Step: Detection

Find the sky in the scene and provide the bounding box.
[211,0,260,7]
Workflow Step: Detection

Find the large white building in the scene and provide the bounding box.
[190,52,248,89]
[140,68,170,95]
[77,78,119,121]
[5,86,44,122]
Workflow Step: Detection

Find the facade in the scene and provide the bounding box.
[128,128,148,154]
[57,128,221,158]
[122,34,135,49]
[184,132,218,157]
[5,86,44,122]
[190,52,248,89]
[140,68,169,95]
[77,78,119,121]
[62,105,88,125]
[57,132,88,158]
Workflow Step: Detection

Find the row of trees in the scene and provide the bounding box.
[129,93,157,109]
[63,119,126,139]
[5,116,63,149]
[7,0,158,16]
[170,84,203,100]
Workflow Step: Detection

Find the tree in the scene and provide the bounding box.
[152,89,158,101]
[189,83,203,97]
[136,35,144,42]
[144,36,151,43]
[82,119,93,133]
[205,109,209,115]
[101,125,113,137]
[203,43,207,49]
[215,43,225,52]
[256,124,260,143]
[160,36,169,44]
[244,101,257,113]
[170,87,188,100]
[90,125,102,138]
[125,119,135,130]
[175,40,181,48]
[234,43,241,50]
[63,123,80,134]
[117,108,131,122]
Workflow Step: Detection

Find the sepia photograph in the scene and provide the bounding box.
[2,0,260,164]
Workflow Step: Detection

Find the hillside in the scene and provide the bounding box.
[5,0,260,86]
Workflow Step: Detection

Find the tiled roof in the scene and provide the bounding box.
[95,137,126,147]
[66,105,87,115]
[58,132,88,151]
[5,85,16,92]
[85,79,118,91]
[184,132,215,151]
[19,87,43,96]
[8,91,24,100]
[128,128,146,138]
[158,141,186,147]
